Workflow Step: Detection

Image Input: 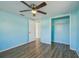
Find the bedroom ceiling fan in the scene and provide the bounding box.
[20,1,47,16]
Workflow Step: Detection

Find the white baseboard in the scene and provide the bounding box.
[53,41,69,45]
[70,48,79,57]
[76,51,79,57]
[70,46,76,51]
[28,39,35,43]
[41,41,51,45]
[0,42,27,52]
[0,40,36,53]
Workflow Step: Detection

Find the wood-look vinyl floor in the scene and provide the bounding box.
[0,40,79,58]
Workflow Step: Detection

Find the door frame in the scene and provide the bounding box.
[51,15,70,45]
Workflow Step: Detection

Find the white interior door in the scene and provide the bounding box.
[29,20,35,42]
[35,22,40,39]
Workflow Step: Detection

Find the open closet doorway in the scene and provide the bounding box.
[51,16,70,45]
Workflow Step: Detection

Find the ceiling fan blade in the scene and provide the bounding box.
[36,2,47,9]
[20,14,24,16]
[21,1,32,8]
[37,10,47,15]
[20,10,31,12]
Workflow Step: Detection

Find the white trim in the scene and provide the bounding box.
[0,40,35,52]
[28,39,35,43]
[50,17,52,44]
[51,14,70,19]
[76,51,79,57]
[70,47,76,51]
[0,40,35,53]
[41,41,51,45]
[69,14,71,50]
[0,42,27,52]
[54,41,69,45]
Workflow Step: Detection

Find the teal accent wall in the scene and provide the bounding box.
[0,11,29,52]
[51,19,54,43]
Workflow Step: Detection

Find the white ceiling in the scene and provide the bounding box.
[0,1,79,19]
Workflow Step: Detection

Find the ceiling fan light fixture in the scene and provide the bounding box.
[32,10,37,14]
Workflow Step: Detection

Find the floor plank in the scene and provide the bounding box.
[0,40,79,58]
